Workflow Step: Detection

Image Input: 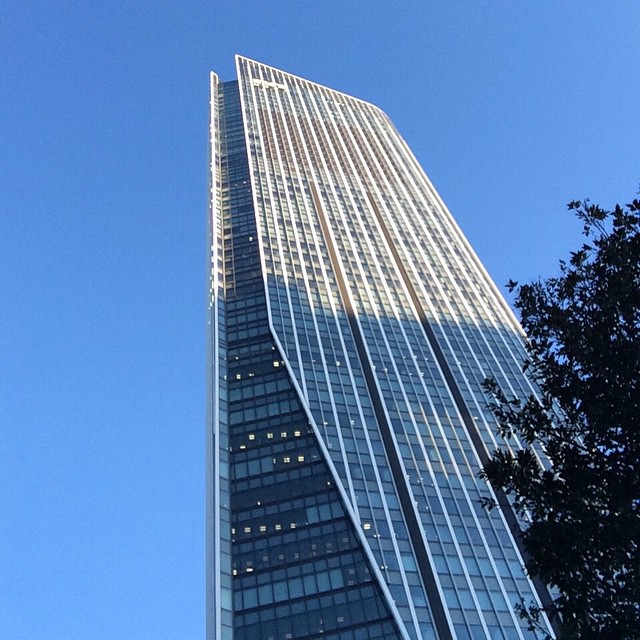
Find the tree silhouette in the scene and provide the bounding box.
[482,196,640,639]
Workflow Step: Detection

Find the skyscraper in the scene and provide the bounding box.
[207,56,553,640]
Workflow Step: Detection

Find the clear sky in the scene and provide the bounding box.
[1,2,638,639]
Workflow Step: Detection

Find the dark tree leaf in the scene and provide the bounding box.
[482,195,640,639]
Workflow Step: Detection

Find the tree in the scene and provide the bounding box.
[481,196,640,639]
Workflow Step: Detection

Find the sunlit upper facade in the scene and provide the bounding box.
[207,56,552,640]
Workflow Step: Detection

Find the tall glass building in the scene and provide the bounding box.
[207,56,552,640]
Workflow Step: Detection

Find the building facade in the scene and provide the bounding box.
[207,56,552,640]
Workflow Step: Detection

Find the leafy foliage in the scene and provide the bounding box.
[482,197,640,638]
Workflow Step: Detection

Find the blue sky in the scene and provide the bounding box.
[1,2,638,639]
